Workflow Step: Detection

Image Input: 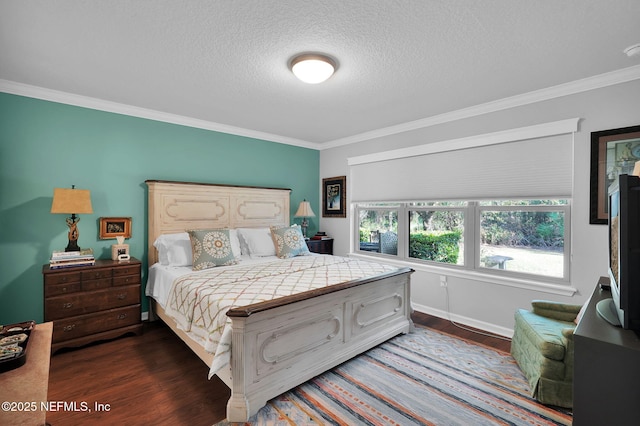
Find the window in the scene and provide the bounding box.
[408,202,466,265]
[357,204,399,255]
[477,200,568,279]
[355,199,570,282]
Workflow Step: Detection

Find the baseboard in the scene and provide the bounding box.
[411,302,513,338]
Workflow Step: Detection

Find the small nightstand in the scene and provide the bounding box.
[306,238,334,255]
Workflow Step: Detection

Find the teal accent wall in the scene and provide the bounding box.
[0,93,320,325]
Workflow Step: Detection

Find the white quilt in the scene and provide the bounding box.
[161,254,398,378]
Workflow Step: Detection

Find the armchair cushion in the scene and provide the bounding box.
[515,308,576,361]
[531,300,582,322]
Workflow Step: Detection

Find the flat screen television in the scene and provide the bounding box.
[604,174,640,330]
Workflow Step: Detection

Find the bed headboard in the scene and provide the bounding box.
[146,180,291,265]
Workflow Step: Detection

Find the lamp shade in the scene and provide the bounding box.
[51,188,93,214]
[294,200,315,218]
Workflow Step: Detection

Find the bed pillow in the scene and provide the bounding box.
[228,229,242,259]
[270,225,311,258]
[187,229,239,270]
[236,229,251,256]
[237,227,276,257]
[153,230,242,266]
[153,232,192,266]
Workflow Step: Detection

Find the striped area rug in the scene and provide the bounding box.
[217,326,572,425]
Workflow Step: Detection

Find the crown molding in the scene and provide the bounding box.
[2,64,639,152]
[324,64,640,149]
[0,79,318,150]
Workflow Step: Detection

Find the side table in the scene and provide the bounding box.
[306,238,334,255]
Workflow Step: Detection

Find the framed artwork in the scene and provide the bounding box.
[590,125,640,224]
[99,217,132,239]
[322,176,346,218]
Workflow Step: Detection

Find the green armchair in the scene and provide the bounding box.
[511,300,583,408]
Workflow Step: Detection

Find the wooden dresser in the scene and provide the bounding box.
[43,258,143,353]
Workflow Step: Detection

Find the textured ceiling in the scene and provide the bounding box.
[1,1,640,148]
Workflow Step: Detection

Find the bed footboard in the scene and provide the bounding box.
[225,268,413,422]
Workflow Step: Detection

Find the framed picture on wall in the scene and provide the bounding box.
[99,217,132,239]
[590,125,640,224]
[322,176,346,218]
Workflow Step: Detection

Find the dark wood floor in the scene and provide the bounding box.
[46,313,511,426]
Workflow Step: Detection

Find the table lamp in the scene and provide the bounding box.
[294,199,316,238]
[50,186,93,251]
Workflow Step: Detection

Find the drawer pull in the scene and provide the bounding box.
[62,287,68,292]
[60,277,68,283]
[62,302,73,309]
[116,293,127,300]
[117,313,128,320]
[63,324,76,332]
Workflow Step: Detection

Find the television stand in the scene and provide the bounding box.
[573,278,640,426]
[595,298,621,326]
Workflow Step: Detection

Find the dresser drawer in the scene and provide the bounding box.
[45,285,141,320]
[52,305,140,343]
[81,268,112,281]
[44,271,81,286]
[113,274,140,287]
[81,277,112,291]
[45,281,82,297]
[113,264,140,277]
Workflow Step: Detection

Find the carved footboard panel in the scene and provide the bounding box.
[225,268,413,422]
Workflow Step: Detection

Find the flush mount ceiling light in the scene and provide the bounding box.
[624,43,640,58]
[290,53,336,84]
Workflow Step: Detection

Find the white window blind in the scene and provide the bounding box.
[349,119,577,202]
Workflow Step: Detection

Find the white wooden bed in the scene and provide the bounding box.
[145,180,413,422]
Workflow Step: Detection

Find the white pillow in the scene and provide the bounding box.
[236,229,251,255]
[154,230,242,265]
[153,232,191,266]
[228,229,242,259]
[237,227,276,257]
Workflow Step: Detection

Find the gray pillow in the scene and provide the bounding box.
[187,229,239,270]
[270,225,311,258]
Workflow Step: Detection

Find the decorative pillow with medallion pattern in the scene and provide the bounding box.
[270,225,311,258]
[187,229,239,270]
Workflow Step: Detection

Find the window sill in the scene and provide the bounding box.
[349,252,577,297]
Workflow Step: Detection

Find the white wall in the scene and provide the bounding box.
[319,79,640,336]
